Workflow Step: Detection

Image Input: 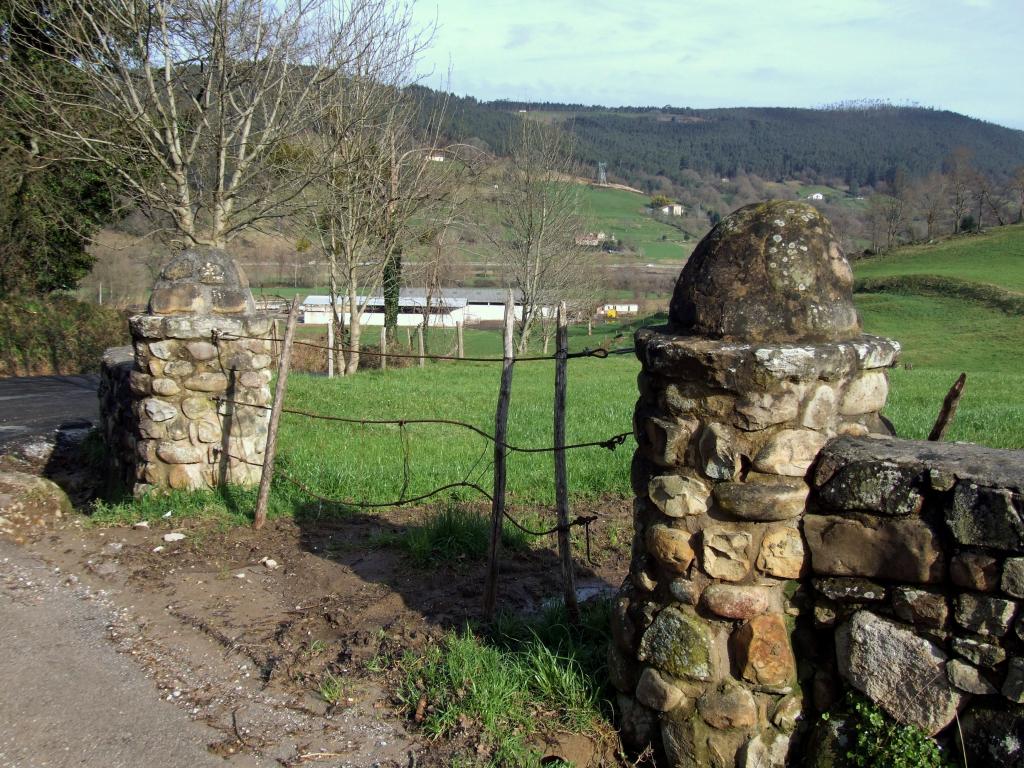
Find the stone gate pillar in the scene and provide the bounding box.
[113,249,274,496]
[611,201,900,767]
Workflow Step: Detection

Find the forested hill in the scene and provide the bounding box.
[413,88,1024,189]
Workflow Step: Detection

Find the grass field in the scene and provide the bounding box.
[855,224,1024,292]
[92,223,1024,528]
[578,185,692,262]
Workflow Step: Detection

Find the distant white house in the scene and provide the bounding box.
[426,152,445,162]
[600,303,639,317]
[659,203,683,216]
[575,231,608,247]
[807,192,824,201]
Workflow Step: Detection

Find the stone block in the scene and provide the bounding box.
[163,359,195,378]
[168,463,204,491]
[669,577,703,606]
[951,636,1006,667]
[954,593,1016,637]
[946,483,1024,551]
[891,587,947,628]
[752,429,826,477]
[951,551,1001,592]
[149,340,178,360]
[636,407,697,467]
[142,397,178,423]
[251,353,272,368]
[148,359,165,377]
[1003,658,1024,703]
[771,693,803,732]
[839,371,888,416]
[757,525,805,579]
[835,610,960,735]
[733,614,796,688]
[151,377,181,397]
[184,372,229,393]
[156,441,201,464]
[803,514,944,583]
[698,423,740,480]
[617,693,658,751]
[638,606,714,682]
[646,524,696,574]
[734,389,799,431]
[713,480,807,521]
[812,577,886,602]
[698,680,757,729]
[812,456,924,517]
[129,371,152,396]
[649,473,709,517]
[186,341,218,361]
[181,396,214,419]
[129,314,165,338]
[947,659,997,695]
[1004,558,1024,598]
[635,667,685,711]
[702,527,753,582]
[701,584,775,620]
[738,732,790,768]
[958,704,1024,768]
[801,384,838,430]
[239,371,267,389]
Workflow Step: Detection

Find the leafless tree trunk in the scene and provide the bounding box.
[488,120,587,353]
[945,148,974,234]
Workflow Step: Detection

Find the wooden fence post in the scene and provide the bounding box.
[405,327,412,350]
[457,321,464,359]
[484,292,515,618]
[553,301,580,623]
[417,324,425,368]
[928,372,967,441]
[326,319,334,378]
[380,327,387,371]
[253,295,300,530]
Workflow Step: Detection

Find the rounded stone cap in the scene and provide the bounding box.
[148,249,256,316]
[669,201,860,343]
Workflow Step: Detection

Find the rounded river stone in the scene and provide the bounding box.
[669,200,860,343]
[149,248,256,316]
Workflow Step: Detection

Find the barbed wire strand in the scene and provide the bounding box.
[214,397,632,454]
[213,330,633,363]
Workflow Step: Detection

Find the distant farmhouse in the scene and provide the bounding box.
[807,192,824,200]
[575,231,609,247]
[426,152,445,162]
[659,203,683,216]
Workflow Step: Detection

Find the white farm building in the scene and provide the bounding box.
[300,288,529,327]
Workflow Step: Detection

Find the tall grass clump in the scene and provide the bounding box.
[396,600,611,766]
[398,499,531,566]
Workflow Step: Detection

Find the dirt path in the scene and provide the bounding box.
[0,456,632,766]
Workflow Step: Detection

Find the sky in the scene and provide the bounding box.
[410,0,1024,130]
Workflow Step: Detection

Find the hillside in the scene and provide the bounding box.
[416,88,1024,191]
[852,224,1024,447]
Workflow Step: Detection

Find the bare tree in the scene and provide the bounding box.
[912,172,947,241]
[311,74,475,374]
[2,0,412,248]
[489,120,588,353]
[945,148,974,234]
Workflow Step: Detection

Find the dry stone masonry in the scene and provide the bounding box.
[804,436,1024,766]
[613,201,900,767]
[99,249,274,496]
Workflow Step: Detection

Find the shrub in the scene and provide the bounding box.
[0,294,128,376]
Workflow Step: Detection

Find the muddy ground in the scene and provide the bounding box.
[0,434,632,767]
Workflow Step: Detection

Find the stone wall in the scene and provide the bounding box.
[98,249,274,496]
[615,328,899,768]
[804,435,1024,765]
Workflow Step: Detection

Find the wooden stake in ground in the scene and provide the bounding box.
[553,301,580,624]
[484,292,516,618]
[456,321,464,359]
[405,327,412,349]
[417,324,425,367]
[253,296,300,530]
[380,328,387,371]
[928,372,967,441]
[326,320,334,378]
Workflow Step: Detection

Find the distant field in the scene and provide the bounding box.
[578,185,693,262]
[855,224,1024,292]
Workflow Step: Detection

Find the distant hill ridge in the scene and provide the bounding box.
[412,87,1024,189]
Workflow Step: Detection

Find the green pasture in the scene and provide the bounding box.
[855,224,1024,292]
[578,185,692,262]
